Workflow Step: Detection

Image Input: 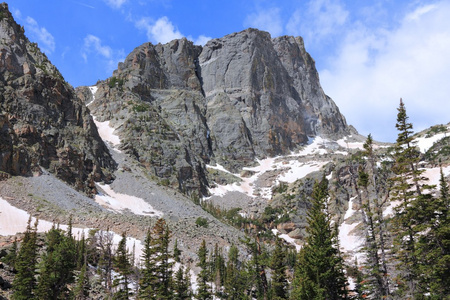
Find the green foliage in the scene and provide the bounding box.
[132,103,149,113]
[196,240,212,300]
[195,217,209,228]
[35,224,77,299]
[425,124,447,138]
[270,237,288,299]
[112,232,132,299]
[291,177,348,300]
[109,76,117,88]
[12,218,38,300]
[139,218,173,299]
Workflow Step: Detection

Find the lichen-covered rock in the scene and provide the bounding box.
[0,3,116,195]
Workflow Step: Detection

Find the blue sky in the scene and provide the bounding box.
[8,0,450,142]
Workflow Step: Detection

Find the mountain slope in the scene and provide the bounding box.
[79,28,352,196]
[0,3,115,195]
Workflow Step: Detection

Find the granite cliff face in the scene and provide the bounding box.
[81,28,351,196]
[0,3,115,194]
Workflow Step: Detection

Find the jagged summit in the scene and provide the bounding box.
[0,3,116,194]
[82,28,351,195]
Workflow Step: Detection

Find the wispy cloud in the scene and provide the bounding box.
[244,7,283,37]
[103,0,127,9]
[71,1,95,9]
[82,34,124,73]
[319,1,450,141]
[24,17,55,54]
[286,0,348,44]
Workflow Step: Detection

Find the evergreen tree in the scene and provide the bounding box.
[139,228,158,299]
[390,99,434,297]
[4,237,18,268]
[152,218,173,299]
[173,266,191,300]
[12,217,38,300]
[113,232,132,300]
[74,262,90,300]
[173,238,181,263]
[35,224,77,299]
[270,237,288,300]
[224,244,247,299]
[291,177,348,300]
[197,239,212,300]
[414,167,450,297]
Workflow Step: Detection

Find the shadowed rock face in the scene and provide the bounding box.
[86,28,351,195]
[0,3,116,195]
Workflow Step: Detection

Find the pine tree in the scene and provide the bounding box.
[291,177,348,300]
[390,99,434,297]
[152,218,173,299]
[414,167,450,297]
[173,238,181,263]
[113,232,132,300]
[270,237,288,300]
[35,224,77,299]
[224,244,247,299]
[74,262,90,300]
[197,239,212,300]
[173,266,191,300]
[12,217,38,300]
[139,228,158,299]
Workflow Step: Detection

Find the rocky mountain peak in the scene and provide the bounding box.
[0,3,116,195]
[82,28,352,196]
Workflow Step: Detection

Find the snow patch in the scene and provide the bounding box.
[338,197,363,254]
[277,161,328,183]
[336,136,365,150]
[415,129,449,153]
[86,86,98,106]
[272,229,302,251]
[93,116,121,150]
[95,183,163,217]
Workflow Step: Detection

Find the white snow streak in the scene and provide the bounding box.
[338,197,363,254]
[86,86,98,106]
[93,117,121,150]
[95,183,163,217]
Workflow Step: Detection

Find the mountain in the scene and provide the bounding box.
[1,2,449,298]
[77,28,352,196]
[0,3,115,195]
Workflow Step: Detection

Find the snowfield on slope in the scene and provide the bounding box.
[207,137,332,199]
[0,197,144,262]
[95,183,163,217]
[414,126,450,153]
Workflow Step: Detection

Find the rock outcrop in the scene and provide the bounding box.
[86,29,349,196]
[82,28,351,196]
[0,3,116,194]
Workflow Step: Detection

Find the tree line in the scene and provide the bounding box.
[2,99,449,299]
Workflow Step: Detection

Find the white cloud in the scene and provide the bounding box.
[319,1,450,142]
[103,0,127,9]
[82,34,112,61]
[136,16,209,46]
[136,16,183,44]
[25,16,55,54]
[82,34,124,73]
[193,35,211,46]
[287,0,348,43]
[12,8,21,19]
[244,7,283,37]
